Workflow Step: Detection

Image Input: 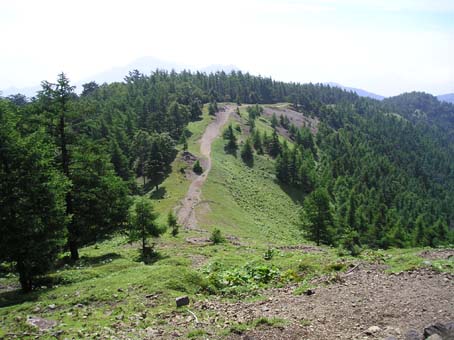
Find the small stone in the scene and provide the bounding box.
[426,335,442,340]
[48,304,56,310]
[365,326,381,335]
[26,316,57,330]
[32,306,41,313]
[175,296,189,307]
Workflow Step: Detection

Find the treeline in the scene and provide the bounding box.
[2,69,454,289]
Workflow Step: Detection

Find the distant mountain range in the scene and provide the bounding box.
[1,57,451,103]
[437,93,454,104]
[1,57,239,97]
[325,82,385,100]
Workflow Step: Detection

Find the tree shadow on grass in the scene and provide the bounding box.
[150,186,167,200]
[276,180,305,205]
[0,288,42,308]
[135,248,169,265]
[58,252,123,269]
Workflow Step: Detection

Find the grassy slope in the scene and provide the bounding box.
[1,104,453,339]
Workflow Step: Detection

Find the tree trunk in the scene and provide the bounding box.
[142,227,146,260]
[17,261,32,292]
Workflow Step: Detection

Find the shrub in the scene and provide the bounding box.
[210,228,225,244]
[193,160,203,174]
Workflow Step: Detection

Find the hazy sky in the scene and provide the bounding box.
[1,0,453,96]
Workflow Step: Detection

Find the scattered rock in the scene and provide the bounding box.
[365,325,381,335]
[404,329,421,340]
[176,296,190,307]
[26,316,57,330]
[48,304,56,310]
[424,322,454,339]
[304,289,315,296]
[426,335,443,340]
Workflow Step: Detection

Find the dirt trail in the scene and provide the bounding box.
[177,106,233,229]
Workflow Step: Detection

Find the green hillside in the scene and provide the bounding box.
[1,71,454,338]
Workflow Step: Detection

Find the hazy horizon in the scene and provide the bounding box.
[1,0,453,96]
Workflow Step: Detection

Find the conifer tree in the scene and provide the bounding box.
[0,101,68,291]
[300,187,334,245]
[241,138,254,165]
[129,197,164,259]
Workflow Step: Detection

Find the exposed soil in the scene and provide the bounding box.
[194,266,454,340]
[262,105,319,134]
[419,249,454,261]
[177,106,233,229]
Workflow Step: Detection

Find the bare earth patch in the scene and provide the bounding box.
[262,105,319,134]
[198,267,454,340]
[419,249,454,261]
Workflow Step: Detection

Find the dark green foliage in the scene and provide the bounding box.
[210,228,225,244]
[145,133,176,191]
[167,211,180,237]
[267,130,281,158]
[271,112,278,128]
[129,197,164,259]
[208,102,217,115]
[179,132,188,151]
[300,187,334,245]
[110,139,131,180]
[223,125,238,154]
[252,129,264,154]
[0,101,68,291]
[70,143,131,246]
[240,138,254,165]
[193,160,203,174]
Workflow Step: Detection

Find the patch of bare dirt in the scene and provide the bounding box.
[419,249,454,261]
[262,105,319,134]
[185,237,211,245]
[277,244,326,253]
[197,267,454,340]
[176,106,233,230]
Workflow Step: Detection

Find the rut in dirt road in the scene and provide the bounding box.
[177,106,233,229]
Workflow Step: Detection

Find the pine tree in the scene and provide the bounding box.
[300,187,333,245]
[252,129,264,154]
[168,211,180,237]
[271,112,279,128]
[193,160,203,174]
[0,101,68,291]
[223,125,238,153]
[129,197,164,260]
[240,138,254,165]
[268,130,281,157]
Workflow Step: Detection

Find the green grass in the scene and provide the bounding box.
[1,103,452,338]
[198,108,303,245]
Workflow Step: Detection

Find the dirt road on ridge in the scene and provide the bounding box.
[177,106,233,229]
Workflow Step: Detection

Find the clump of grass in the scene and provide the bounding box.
[187,329,207,338]
[227,317,286,335]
